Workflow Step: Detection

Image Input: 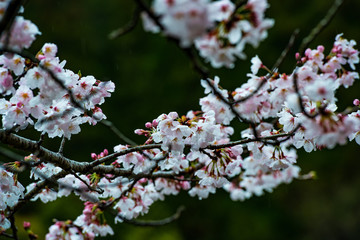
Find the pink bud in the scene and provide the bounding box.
[152,120,158,128]
[103,149,108,156]
[91,153,97,160]
[23,221,31,230]
[353,99,360,106]
[2,74,13,88]
[145,122,152,128]
[134,129,146,135]
[295,52,300,59]
[317,45,324,52]
[37,54,46,60]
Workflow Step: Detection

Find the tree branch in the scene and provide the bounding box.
[298,0,344,55]
[122,205,185,226]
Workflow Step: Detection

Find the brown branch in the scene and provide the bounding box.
[122,205,185,226]
[0,126,297,176]
[0,0,24,36]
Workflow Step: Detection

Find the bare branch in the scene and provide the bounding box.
[122,205,185,226]
[272,29,300,71]
[109,6,141,39]
[299,0,344,55]
[0,146,23,162]
[0,232,15,239]
[101,120,137,146]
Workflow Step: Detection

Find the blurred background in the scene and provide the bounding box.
[10,0,360,239]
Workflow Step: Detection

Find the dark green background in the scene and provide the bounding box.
[11,0,360,239]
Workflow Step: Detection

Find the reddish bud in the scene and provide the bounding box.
[353,99,360,106]
[91,153,97,160]
[145,122,152,128]
[103,149,108,156]
[152,120,158,128]
[23,221,31,230]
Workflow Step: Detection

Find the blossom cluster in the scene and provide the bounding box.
[1,0,360,239]
[142,0,274,68]
[45,220,94,240]
[0,0,40,50]
[0,169,24,231]
[0,43,115,138]
[1,35,359,239]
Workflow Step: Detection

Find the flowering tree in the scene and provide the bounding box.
[0,0,359,239]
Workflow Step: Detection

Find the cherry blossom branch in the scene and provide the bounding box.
[9,170,67,215]
[0,47,93,118]
[203,77,260,139]
[233,29,299,105]
[133,0,209,78]
[1,46,128,145]
[1,125,298,176]
[134,0,163,31]
[0,0,23,36]
[207,131,296,149]
[292,68,319,119]
[231,72,273,104]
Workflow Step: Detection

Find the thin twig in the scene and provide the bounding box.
[292,68,318,119]
[272,29,300,70]
[0,146,23,162]
[109,6,141,39]
[123,205,185,226]
[298,0,344,55]
[203,78,259,139]
[231,73,273,104]
[58,137,66,155]
[0,232,14,239]
[69,170,104,194]
[101,120,137,146]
